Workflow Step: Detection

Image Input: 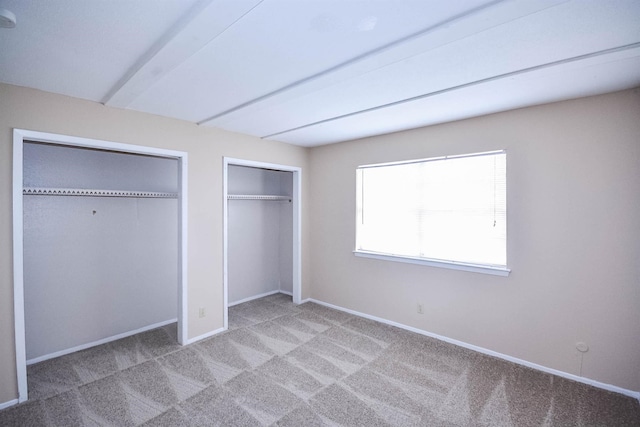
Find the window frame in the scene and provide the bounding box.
[354,150,510,277]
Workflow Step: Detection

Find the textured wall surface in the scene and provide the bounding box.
[308,88,640,392]
[227,166,294,302]
[0,83,310,404]
[23,142,178,360]
[1,82,638,406]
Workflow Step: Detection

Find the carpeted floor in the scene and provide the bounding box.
[1,293,639,426]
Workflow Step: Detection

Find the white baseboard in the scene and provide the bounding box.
[0,398,19,410]
[229,290,281,307]
[26,318,178,365]
[229,289,294,307]
[185,326,226,345]
[308,298,640,401]
[189,290,295,346]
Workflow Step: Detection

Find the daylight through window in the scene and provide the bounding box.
[356,150,507,270]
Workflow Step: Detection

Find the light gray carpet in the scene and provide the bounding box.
[1,294,639,426]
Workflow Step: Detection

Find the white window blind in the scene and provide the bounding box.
[356,150,507,269]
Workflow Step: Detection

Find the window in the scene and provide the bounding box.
[355,150,508,275]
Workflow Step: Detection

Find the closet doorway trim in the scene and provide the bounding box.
[12,129,189,404]
[223,157,302,330]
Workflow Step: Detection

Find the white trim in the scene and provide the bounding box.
[229,290,281,307]
[14,130,186,157]
[223,157,301,172]
[308,298,640,400]
[299,298,312,304]
[358,149,505,169]
[178,154,188,345]
[228,290,294,306]
[12,129,189,403]
[291,165,302,305]
[184,327,226,345]
[11,132,27,403]
[222,159,229,331]
[354,250,510,277]
[222,157,303,333]
[26,319,177,365]
[0,399,19,410]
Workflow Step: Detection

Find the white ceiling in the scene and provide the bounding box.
[1,0,639,147]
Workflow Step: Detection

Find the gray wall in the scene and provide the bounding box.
[228,165,293,303]
[23,142,178,360]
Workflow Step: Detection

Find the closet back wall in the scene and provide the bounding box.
[228,165,293,303]
[23,142,178,361]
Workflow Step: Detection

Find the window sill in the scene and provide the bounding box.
[353,250,510,277]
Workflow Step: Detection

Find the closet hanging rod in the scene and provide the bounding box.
[228,194,291,201]
[23,187,178,199]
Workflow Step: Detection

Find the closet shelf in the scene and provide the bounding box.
[228,194,291,201]
[23,187,178,199]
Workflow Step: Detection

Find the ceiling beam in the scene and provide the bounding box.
[103,0,263,108]
[198,0,569,127]
[261,42,640,140]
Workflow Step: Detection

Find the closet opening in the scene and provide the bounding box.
[223,157,302,329]
[12,129,188,403]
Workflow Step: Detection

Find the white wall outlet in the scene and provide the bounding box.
[198,307,206,318]
[417,303,424,314]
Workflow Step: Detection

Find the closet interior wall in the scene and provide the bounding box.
[23,142,179,362]
[228,165,293,304]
